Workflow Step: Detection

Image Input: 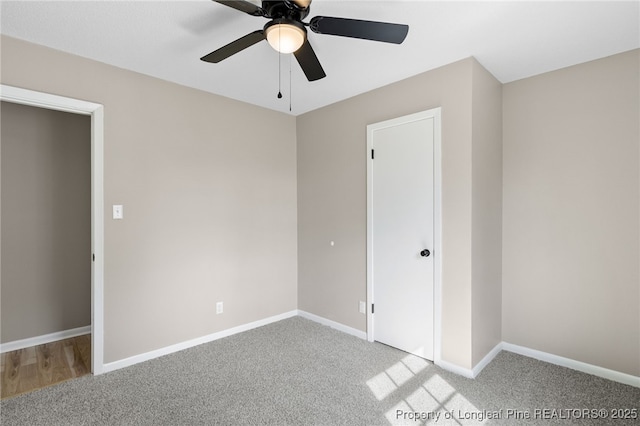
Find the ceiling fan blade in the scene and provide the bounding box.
[293,39,326,81]
[213,0,265,16]
[200,30,265,63]
[310,16,409,44]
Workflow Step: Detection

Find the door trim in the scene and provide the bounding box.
[366,107,442,364]
[1,84,105,375]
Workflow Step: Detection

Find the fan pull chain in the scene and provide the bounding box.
[289,53,292,112]
[277,25,282,99]
[277,51,282,99]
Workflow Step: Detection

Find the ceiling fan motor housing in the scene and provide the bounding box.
[264,17,306,34]
[263,0,310,20]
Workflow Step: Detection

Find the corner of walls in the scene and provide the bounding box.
[295,107,368,332]
[470,58,503,367]
[435,58,475,371]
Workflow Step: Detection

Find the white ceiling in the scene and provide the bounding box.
[1,1,638,115]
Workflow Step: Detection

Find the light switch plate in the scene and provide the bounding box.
[113,205,123,220]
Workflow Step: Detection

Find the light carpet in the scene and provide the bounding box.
[1,317,638,425]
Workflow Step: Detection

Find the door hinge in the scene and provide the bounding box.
[372,303,375,314]
[92,253,95,262]
[371,149,375,159]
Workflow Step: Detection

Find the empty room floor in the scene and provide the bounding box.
[1,319,637,425]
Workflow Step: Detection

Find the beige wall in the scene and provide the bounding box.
[297,58,504,369]
[1,35,298,363]
[1,101,91,342]
[503,50,640,376]
[471,61,503,366]
[3,32,636,378]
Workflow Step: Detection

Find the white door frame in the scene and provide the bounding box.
[1,84,105,375]
[366,107,442,364]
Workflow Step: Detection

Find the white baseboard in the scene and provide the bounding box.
[434,343,503,379]
[103,310,298,373]
[95,311,640,390]
[297,310,367,340]
[502,342,640,388]
[435,341,640,389]
[435,359,475,378]
[0,325,91,353]
[295,311,503,380]
[472,342,504,377]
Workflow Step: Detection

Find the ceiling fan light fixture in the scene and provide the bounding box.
[264,20,306,54]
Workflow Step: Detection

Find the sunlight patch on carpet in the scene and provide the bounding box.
[381,373,482,425]
[366,354,432,401]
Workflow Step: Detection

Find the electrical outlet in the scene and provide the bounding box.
[216,301,223,314]
[359,301,366,314]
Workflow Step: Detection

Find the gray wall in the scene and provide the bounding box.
[1,35,298,363]
[1,101,91,342]
[297,57,503,370]
[2,33,637,378]
[471,61,503,366]
[297,49,638,376]
[502,49,639,376]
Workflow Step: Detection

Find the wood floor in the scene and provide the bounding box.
[1,334,91,399]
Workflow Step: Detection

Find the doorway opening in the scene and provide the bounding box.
[0,85,104,380]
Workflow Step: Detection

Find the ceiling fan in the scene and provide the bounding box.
[201,0,409,81]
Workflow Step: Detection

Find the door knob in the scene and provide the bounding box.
[420,249,431,257]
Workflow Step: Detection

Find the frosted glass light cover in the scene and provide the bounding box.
[265,23,305,54]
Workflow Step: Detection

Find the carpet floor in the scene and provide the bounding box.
[1,317,638,425]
